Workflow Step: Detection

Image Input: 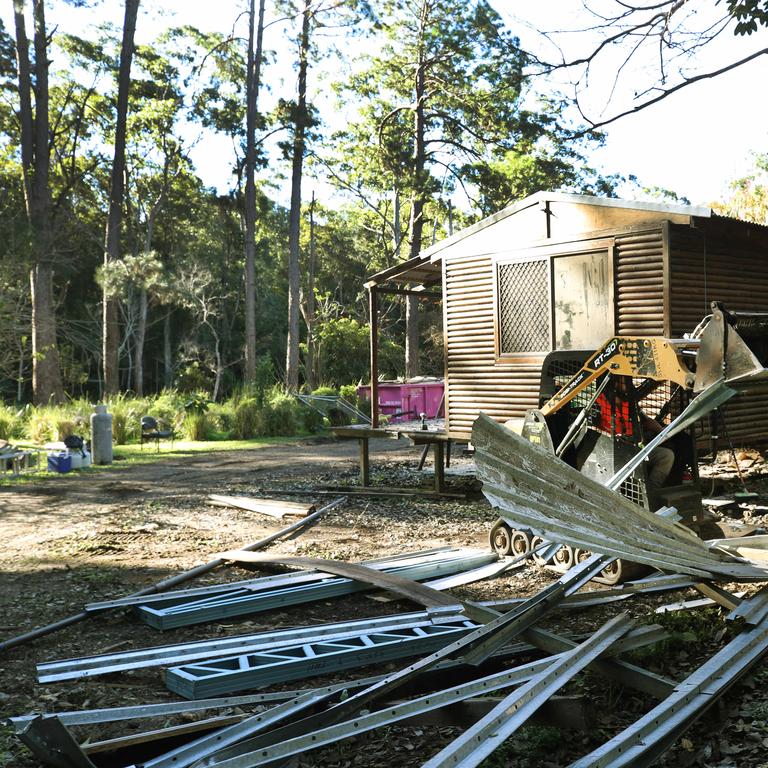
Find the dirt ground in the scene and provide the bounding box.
[1,436,768,767]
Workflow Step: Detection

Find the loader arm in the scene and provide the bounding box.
[540,336,698,417]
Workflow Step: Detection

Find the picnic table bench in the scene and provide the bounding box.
[331,420,455,493]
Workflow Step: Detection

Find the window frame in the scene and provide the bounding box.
[493,238,615,364]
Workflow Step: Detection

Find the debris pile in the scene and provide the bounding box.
[4,452,768,767]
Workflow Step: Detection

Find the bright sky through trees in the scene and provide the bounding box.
[4,0,766,206]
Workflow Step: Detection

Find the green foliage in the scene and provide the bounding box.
[26,409,59,444]
[300,404,324,433]
[232,397,261,439]
[713,152,768,225]
[255,390,298,437]
[0,406,23,441]
[176,362,213,393]
[5,389,331,445]
[727,0,768,34]
[315,317,370,387]
[0,406,20,440]
[107,395,145,445]
[97,251,170,301]
[207,401,235,435]
[339,384,361,409]
[254,355,276,407]
[182,411,212,441]
[311,385,338,397]
[183,392,211,414]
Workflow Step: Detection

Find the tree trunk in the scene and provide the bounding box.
[17,336,25,402]
[103,0,140,395]
[243,0,266,383]
[405,7,428,380]
[163,311,172,389]
[304,190,317,390]
[30,264,64,403]
[133,288,148,394]
[285,0,311,392]
[13,1,33,208]
[393,188,402,264]
[14,0,64,404]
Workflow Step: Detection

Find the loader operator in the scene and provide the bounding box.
[596,376,675,488]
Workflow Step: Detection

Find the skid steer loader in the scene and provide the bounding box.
[488,302,768,584]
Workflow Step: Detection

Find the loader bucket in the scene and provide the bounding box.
[694,302,768,392]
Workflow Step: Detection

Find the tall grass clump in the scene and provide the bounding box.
[207,401,235,436]
[26,408,58,443]
[256,389,298,436]
[0,406,23,441]
[182,411,212,441]
[107,393,148,444]
[232,398,260,439]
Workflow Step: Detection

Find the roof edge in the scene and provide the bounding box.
[421,190,713,262]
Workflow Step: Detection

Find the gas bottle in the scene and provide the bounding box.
[90,404,113,465]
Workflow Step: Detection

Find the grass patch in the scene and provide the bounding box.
[0,435,320,487]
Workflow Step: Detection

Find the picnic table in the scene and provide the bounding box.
[331,419,456,493]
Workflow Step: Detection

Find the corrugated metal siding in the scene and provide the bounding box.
[615,229,665,335]
[669,225,768,449]
[444,254,540,437]
[444,226,667,438]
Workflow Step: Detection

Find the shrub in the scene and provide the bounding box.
[56,419,76,440]
[107,396,145,445]
[254,355,275,407]
[207,401,235,436]
[183,411,212,441]
[256,392,298,436]
[150,389,186,431]
[300,404,324,433]
[339,383,359,404]
[26,408,57,443]
[0,406,22,441]
[232,397,261,439]
[311,385,338,397]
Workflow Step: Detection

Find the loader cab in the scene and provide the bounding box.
[538,350,704,526]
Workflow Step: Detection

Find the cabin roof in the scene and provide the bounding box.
[419,191,713,261]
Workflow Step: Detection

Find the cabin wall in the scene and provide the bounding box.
[443,224,666,438]
[669,222,768,449]
[443,252,541,437]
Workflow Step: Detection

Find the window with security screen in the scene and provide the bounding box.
[497,260,551,356]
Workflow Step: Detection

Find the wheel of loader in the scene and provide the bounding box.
[596,559,624,586]
[489,519,514,556]
[530,536,551,566]
[574,548,592,563]
[510,529,532,556]
[552,544,575,571]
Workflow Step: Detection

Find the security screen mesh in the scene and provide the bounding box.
[498,260,550,354]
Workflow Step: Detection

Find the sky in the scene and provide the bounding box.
[3,0,767,209]
[496,1,768,205]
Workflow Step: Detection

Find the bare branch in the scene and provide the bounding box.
[573,46,768,134]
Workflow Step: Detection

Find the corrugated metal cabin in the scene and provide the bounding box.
[366,191,768,447]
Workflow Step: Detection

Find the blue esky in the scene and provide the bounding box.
[3,0,767,208]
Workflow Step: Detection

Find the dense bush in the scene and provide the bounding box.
[301,405,324,433]
[232,398,261,439]
[183,411,212,441]
[0,406,23,441]
[256,391,297,436]
[1,381,367,444]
